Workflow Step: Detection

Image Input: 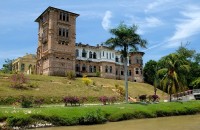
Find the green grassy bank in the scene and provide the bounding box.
[1,101,200,128]
[0,73,167,105]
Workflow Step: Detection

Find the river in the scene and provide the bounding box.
[36,115,200,130]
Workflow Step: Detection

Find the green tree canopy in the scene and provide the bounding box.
[157,53,190,101]
[143,60,157,85]
[104,23,147,103]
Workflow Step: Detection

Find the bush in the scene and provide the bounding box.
[79,109,107,125]
[63,96,80,106]
[139,95,147,102]
[34,98,44,107]
[21,96,33,108]
[109,96,117,104]
[115,86,125,96]
[99,96,109,105]
[6,116,33,127]
[82,76,92,86]
[10,73,29,89]
[96,71,100,77]
[66,71,76,80]
[0,96,18,105]
[27,82,39,88]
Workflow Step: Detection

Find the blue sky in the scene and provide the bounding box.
[0,0,200,68]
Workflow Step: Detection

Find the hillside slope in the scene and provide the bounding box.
[0,74,167,101]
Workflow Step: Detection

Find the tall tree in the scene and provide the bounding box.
[1,59,13,73]
[157,53,190,101]
[104,23,147,103]
[143,60,157,85]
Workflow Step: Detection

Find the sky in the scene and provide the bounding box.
[0,0,200,68]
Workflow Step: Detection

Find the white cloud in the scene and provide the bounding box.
[125,15,163,34]
[102,11,112,31]
[145,0,171,13]
[166,5,200,48]
[145,17,163,27]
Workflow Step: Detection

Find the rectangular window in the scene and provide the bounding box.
[59,28,62,36]
[59,13,62,20]
[62,29,65,37]
[65,14,69,21]
[129,70,132,76]
[66,29,68,37]
[121,71,124,75]
[63,14,66,21]
[116,70,118,75]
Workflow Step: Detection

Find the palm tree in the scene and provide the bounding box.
[157,53,190,101]
[104,23,147,103]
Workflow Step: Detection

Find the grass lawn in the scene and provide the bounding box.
[1,101,200,128]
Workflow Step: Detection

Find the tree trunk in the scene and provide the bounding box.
[124,57,128,103]
[169,94,172,102]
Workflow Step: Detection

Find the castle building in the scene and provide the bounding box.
[12,54,36,74]
[35,7,144,82]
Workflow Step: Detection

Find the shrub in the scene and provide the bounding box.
[96,71,100,77]
[99,96,109,105]
[151,95,159,102]
[10,73,29,89]
[82,76,92,86]
[66,71,76,80]
[139,95,147,102]
[6,116,33,127]
[27,82,39,88]
[79,97,88,105]
[109,96,117,104]
[116,86,125,96]
[115,84,119,89]
[21,96,33,108]
[79,109,107,125]
[0,96,18,105]
[34,98,44,107]
[63,96,80,106]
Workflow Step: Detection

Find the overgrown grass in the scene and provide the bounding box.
[0,74,167,104]
[1,101,200,127]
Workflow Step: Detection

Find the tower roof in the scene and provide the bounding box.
[35,6,79,22]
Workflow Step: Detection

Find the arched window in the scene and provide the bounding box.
[110,66,112,73]
[76,49,79,57]
[105,65,108,73]
[82,64,86,72]
[115,56,119,62]
[93,52,96,59]
[82,49,87,58]
[120,55,124,63]
[89,65,93,73]
[89,51,93,58]
[21,64,25,71]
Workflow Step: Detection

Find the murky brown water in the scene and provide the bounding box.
[37,115,200,130]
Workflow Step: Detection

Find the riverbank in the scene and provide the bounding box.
[1,101,200,129]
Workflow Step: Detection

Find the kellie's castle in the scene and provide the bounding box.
[12,7,144,82]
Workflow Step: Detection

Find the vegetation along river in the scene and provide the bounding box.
[36,114,200,130]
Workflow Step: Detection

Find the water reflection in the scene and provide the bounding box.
[37,115,200,130]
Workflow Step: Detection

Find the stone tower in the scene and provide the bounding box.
[35,7,79,76]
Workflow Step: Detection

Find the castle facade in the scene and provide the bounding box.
[35,7,144,82]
